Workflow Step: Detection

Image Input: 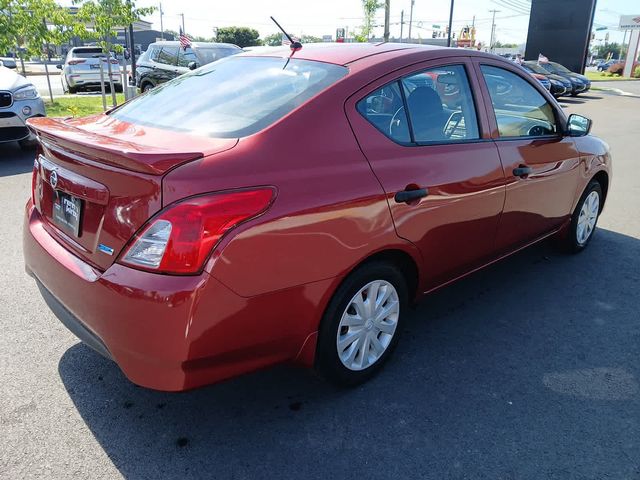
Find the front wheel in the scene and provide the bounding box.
[316,261,408,386]
[558,180,602,253]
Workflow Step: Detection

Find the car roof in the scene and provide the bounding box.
[150,41,240,49]
[238,42,498,67]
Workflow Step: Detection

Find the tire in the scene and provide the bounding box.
[68,85,78,94]
[141,82,153,93]
[316,261,408,386]
[558,180,603,253]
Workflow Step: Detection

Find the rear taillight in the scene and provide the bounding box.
[67,59,86,65]
[119,188,275,274]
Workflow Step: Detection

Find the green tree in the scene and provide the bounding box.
[595,42,624,60]
[262,32,282,46]
[74,0,155,104]
[355,0,382,42]
[215,26,260,47]
[301,34,323,43]
[0,0,83,74]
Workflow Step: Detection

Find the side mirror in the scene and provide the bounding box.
[55,64,62,70]
[187,61,197,70]
[567,114,592,137]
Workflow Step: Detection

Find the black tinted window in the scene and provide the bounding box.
[111,56,347,138]
[149,47,161,62]
[401,65,479,143]
[157,47,178,66]
[357,82,410,143]
[177,48,198,67]
[481,65,557,138]
[195,47,239,65]
[70,48,104,59]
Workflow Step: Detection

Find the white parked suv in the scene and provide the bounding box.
[57,47,122,94]
[0,65,46,148]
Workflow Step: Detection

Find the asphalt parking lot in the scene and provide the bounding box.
[1,90,639,479]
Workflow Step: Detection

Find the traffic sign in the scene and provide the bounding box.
[619,15,640,30]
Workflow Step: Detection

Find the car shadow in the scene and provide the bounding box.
[58,228,640,479]
[0,142,35,177]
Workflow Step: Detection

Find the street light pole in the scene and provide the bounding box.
[400,10,404,43]
[489,9,500,52]
[384,0,390,42]
[408,0,415,42]
[180,13,185,33]
[159,2,164,40]
[447,0,455,47]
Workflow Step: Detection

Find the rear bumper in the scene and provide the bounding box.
[23,202,324,391]
[66,72,122,88]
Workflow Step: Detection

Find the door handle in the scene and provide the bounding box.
[394,188,429,204]
[513,165,532,178]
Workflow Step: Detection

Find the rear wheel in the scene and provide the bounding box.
[316,261,408,386]
[141,82,153,93]
[558,180,602,253]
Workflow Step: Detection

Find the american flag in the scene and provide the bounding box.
[179,28,192,49]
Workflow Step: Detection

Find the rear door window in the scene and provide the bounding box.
[356,64,479,145]
[157,46,179,66]
[401,65,479,143]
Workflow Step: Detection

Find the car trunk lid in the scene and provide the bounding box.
[28,115,238,271]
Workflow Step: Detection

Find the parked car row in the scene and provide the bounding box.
[518,60,591,98]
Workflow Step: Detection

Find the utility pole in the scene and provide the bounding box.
[447,0,455,47]
[408,0,415,42]
[400,10,404,43]
[489,9,500,52]
[159,2,164,39]
[179,13,185,33]
[384,0,390,42]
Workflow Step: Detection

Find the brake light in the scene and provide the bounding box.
[67,60,86,65]
[119,188,275,274]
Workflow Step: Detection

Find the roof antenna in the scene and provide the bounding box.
[270,16,302,51]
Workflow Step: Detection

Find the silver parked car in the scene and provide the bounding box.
[0,65,46,148]
[57,46,122,94]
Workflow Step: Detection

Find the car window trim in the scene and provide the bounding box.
[355,61,484,148]
[472,59,568,141]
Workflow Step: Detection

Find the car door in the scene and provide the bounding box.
[346,59,506,291]
[473,60,582,252]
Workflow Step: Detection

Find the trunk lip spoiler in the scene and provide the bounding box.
[27,116,237,176]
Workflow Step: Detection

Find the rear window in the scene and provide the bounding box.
[111,56,348,138]
[71,48,104,58]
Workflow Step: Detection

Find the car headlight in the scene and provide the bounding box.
[13,86,40,100]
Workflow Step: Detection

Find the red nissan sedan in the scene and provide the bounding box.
[23,44,611,391]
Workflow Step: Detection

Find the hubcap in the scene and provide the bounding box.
[336,280,400,371]
[576,190,599,245]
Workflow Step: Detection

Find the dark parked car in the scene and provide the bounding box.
[135,41,241,92]
[522,61,573,97]
[537,61,590,96]
[25,44,610,391]
[597,60,617,72]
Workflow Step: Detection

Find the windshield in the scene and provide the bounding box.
[523,63,548,74]
[195,47,240,65]
[111,56,348,138]
[541,62,571,74]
